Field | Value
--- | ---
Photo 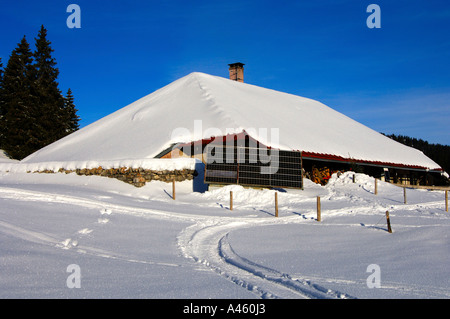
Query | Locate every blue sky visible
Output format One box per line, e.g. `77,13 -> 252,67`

1,0 -> 449,144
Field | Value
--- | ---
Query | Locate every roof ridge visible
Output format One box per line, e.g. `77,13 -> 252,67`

191,73 -> 243,135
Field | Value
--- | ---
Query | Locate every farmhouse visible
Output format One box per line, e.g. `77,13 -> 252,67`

153,63 -> 444,187
21,63 -> 446,188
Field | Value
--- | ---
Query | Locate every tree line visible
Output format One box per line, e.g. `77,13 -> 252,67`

383,133 -> 450,174
0,25 -> 80,160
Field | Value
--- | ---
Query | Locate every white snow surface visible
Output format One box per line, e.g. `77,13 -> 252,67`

0,157 -> 197,173
0,170 -> 449,299
0,150 -> 17,163
21,72 -> 440,170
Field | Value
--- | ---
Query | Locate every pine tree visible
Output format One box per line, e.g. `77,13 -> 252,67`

1,26 -> 80,159
384,133 -> 450,175
0,36 -> 39,159
64,88 -> 80,134
33,25 -> 67,146
0,57 -> 3,86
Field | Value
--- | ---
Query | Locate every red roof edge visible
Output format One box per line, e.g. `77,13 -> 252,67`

174,133 -> 442,172
176,131 -> 270,149
302,151 -> 442,171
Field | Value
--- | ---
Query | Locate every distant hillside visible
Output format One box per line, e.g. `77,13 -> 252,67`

383,134 -> 450,174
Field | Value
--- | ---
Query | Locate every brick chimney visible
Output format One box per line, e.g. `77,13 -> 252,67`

228,62 -> 245,83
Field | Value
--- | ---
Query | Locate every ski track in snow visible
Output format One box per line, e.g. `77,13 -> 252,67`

0,185 -> 447,299
177,220 -> 355,299
0,186 -> 187,268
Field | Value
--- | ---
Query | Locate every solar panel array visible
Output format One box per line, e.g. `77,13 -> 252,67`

204,145 -> 303,189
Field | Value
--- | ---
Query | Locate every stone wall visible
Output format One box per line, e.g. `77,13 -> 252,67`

33,167 -> 196,187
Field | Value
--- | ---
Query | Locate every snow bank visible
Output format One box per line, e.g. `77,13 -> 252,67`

326,171 -> 373,187
0,150 -> 18,163
0,158 -> 197,173
200,184 -> 277,207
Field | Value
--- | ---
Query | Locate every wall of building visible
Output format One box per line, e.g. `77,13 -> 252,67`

32,167 -> 196,187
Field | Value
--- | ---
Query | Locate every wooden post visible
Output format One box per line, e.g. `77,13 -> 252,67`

172,179 -> 176,200
353,174 -> 355,183
445,190 -> 448,212
403,187 -> 407,204
386,210 -> 392,233
275,192 -> 278,217
230,191 -> 233,211
317,196 -> 321,222
374,178 -> 378,195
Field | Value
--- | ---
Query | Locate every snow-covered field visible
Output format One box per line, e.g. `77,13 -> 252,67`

0,168 -> 449,299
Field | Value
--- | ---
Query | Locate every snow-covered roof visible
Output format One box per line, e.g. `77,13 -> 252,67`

22,72 -> 441,171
